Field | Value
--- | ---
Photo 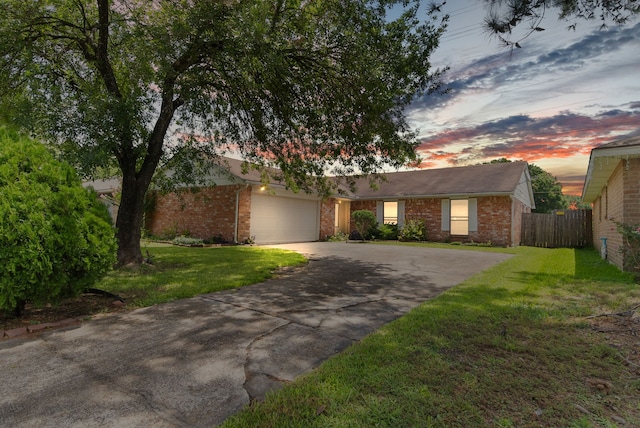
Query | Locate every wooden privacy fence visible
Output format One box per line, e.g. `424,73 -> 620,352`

521,210 -> 592,248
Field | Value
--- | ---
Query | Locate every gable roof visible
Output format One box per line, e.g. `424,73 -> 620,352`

582,135 -> 640,203
346,161 -> 531,199
217,157 -> 268,184
209,157 -> 533,204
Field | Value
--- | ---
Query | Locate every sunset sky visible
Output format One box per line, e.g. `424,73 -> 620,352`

406,1 -> 640,195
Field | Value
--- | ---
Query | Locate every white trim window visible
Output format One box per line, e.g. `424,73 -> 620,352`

376,201 -> 405,227
383,201 -> 398,224
450,199 -> 469,235
442,198 -> 477,235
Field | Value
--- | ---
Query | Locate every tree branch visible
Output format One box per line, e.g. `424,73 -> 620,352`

586,303 -> 640,319
96,0 -> 121,98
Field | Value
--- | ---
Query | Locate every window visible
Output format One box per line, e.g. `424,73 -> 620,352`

441,198 -> 477,233
450,199 -> 469,235
383,201 -> 398,224
377,201 -> 405,227
334,203 -> 340,232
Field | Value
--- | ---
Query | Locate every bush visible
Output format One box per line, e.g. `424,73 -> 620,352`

377,223 -> 399,240
172,236 -> 204,247
613,219 -> 640,275
326,232 -> 349,242
203,234 -> 231,245
399,219 -> 427,242
0,127 -> 117,316
351,210 -> 378,241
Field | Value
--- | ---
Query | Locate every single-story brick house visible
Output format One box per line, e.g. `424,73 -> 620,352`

146,158 -> 535,247
581,136 -> 640,271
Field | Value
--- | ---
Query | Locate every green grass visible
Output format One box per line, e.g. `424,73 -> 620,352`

96,244 -> 307,307
222,246 -> 640,428
371,240 -> 518,253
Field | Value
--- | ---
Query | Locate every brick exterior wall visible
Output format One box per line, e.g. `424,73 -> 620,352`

403,198 -> 447,241
624,157 -> 640,226
473,196 -> 514,246
592,162 -> 624,269
320,198 -> 336,240
592,158 -> 640,270
146,185 -> 252,242
150,186 -> 530,247
339,196 -> 518,246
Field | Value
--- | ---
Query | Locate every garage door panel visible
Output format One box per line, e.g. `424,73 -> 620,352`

250,194 -> 319,244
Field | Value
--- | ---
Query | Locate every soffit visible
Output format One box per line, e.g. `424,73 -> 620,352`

582,137 -> 640,202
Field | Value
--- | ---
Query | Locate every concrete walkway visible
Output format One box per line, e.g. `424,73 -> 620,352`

0,242 -> 510,427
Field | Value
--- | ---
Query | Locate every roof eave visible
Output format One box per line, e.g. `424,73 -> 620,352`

346,191 -> 515,201
581,145 -> 640,203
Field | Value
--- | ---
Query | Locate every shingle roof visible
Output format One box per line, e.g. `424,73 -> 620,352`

593,135 -> 640,150
219,157 -> 266,183
347,161 -> 529,199
220,156 -> 529,199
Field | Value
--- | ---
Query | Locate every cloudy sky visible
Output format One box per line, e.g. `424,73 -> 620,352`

405,1 -> 640,195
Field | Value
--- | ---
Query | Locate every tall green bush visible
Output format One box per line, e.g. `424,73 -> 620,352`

0,127 -> 117,316
352,210 -> 377,241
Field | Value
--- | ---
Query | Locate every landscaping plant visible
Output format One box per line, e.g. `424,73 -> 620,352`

377,223 -> 399,240
399,218 -> 428,241
351,210 -> 378,241
614,219 -> 640,276
0,127 -> 116,317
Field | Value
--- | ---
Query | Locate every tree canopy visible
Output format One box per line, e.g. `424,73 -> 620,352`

483,0 -> 640,48
485,158 -> 567,213
528,163 -> 567,213
0,0 -> 448,264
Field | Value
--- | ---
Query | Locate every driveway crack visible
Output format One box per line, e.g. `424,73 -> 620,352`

242,321 -> 291,402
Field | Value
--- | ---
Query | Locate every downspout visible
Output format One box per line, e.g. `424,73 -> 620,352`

234,188 -> 240,244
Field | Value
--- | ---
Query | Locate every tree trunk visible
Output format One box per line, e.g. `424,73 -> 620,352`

115,172 -> 150,265
12,299 -> 26,318
113,79 -> 179,265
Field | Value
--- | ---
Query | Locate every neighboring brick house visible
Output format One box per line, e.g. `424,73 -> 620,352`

582,136 -> 640,271
147,158 -> 535,246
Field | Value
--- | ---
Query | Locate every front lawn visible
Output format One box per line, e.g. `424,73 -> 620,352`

97,244 -> 308,307
2,245 -> 306,331
223,246 -> 640,427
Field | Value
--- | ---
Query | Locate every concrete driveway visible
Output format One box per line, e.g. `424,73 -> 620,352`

0,242 -> 510,427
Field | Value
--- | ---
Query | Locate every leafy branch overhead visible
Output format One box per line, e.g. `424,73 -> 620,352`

483,0 -> 640,49
0,1 -> 448,265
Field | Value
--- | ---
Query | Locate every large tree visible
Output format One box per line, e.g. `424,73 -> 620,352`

483,0 -> 639,48
528,163 -> 567,213
0,1 -> 448,265
485,158 -> 567,213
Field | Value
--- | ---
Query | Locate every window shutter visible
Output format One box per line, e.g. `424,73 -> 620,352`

397,201 -> 405,228
441,199 -> 450,231
469,198 -> 478,232
376,201 -> 383,224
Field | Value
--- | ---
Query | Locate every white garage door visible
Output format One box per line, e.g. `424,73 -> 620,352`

250,194 -> 320,244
